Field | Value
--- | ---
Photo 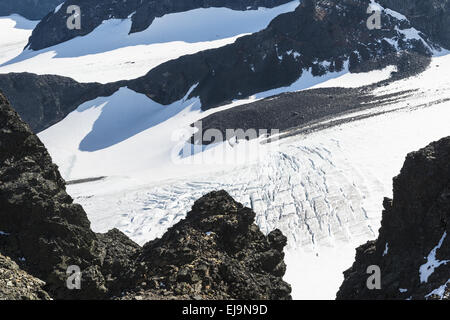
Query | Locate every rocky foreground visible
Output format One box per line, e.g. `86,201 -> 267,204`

0,92 -> 291,300
338,137 -> 450,300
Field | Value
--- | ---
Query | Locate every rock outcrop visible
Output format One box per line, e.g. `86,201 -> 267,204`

0,92 -> 291,300
3,1 -> 439,134
27,0 -> 292,51
0,0 -> 62,20
337,137 -> 450,300
127,0 -> 434,110
0,91 -> 137,299
124,190 -> 291,300
0,253 -> 51,300
0,73 -> 121,132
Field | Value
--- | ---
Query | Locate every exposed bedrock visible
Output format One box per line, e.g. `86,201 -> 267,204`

0,91 -> 291,300
337,137 -> 450,300
0,0 -> 62,20
379,0 -> 450,49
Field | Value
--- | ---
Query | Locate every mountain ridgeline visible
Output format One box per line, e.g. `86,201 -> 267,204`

26,0 -> 293,51
0,0 -> 62,20
379,0 -> 450,49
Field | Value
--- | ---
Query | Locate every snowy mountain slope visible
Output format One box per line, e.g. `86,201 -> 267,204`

38,53 -> 450,299
125,0 -> 438,110
0,2 -> 299,83
379,0 -> 450,49
0,15 -> 37,65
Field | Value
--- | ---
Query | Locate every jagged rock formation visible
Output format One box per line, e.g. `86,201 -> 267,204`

0,253 -> 51,300
337,137 -> 450,300
0,73 -> 121,132
27,0 -> 292,51
126,0 -> 435,110
0,0 -> 62,20
123,190 -> 291,300
0,92 -> 291,300
379,0 -> 450,49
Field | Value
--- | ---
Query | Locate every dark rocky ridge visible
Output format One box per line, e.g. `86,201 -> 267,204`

126,0 -> 435,110
0,92 -> 291,300
0,73 -> 121,132
0,49 -> 430,135
2,0 -> 440,134
379,0 -> 450,49
337,137 -> 450,300
190,52 -> 430,145
27,0 -> 292,51
0,0 -> 62,20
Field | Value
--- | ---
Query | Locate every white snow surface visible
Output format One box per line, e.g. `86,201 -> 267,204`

36,53 -> 450,299
0,15 -> 38,65
419,232 -> 449,283
0,1 -> 300,83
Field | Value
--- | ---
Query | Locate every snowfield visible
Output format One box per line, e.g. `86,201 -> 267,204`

1,4 -> 449,300
37,53 -> 450,299
0,1 -> 300,83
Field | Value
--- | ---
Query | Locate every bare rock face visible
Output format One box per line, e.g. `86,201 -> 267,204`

337,137 -> 450,300
379,0 -> 450,49
0,92 -> 291,300
124,191 -> 292,300
0,0 -> 62,20
0,253 -> 51,300
127,0 -> 434,110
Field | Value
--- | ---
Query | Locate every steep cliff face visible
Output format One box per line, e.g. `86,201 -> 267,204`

26,0 -> 292,51
127,0 -> 434,110
0,0 -> 62,20
337,137 -> 450,300
0,92 -> 291,300
379,0 -> 450,49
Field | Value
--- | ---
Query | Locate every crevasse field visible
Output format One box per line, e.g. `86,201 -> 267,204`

1,1 -> 449,299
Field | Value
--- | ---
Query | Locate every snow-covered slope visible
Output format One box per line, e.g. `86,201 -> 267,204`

0,2 -> 299,83
0,15 -> 37,65
38,53 -> 450,299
